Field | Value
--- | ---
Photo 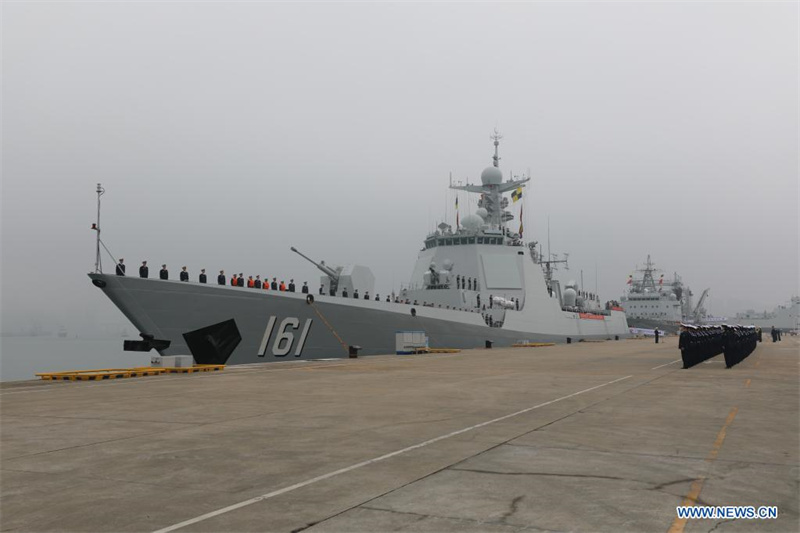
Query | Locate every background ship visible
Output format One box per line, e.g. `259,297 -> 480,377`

731,297 -> 799,331
620,255 -> 709,333
89,135 -> 629,365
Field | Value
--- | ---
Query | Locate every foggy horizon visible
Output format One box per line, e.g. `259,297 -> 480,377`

2,2 -> 798,336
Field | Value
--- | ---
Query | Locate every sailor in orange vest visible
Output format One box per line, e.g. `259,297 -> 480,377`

279,281 -> 287,291
231,274 -> 238,286
247,276 -> 255,288
263,277 -> 269,289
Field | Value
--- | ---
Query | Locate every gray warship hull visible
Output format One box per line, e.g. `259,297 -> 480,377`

89,273 -> 629,365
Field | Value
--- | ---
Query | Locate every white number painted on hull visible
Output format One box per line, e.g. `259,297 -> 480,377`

258,317 -> 313,357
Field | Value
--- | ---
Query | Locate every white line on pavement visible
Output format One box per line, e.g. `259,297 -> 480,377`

152,374 -> 634,533
651,359 -> 681,370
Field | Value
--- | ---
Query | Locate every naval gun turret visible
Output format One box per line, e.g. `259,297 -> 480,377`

291,247 -> 342,295
291,247 -> 375,297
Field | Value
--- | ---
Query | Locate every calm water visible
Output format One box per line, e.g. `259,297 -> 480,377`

0,337 -> 153,382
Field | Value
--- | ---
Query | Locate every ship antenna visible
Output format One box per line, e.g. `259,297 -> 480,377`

491,129 -> 502,167
94,183 -> 105,273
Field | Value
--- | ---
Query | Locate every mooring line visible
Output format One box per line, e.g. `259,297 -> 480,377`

309,302 -> 349,354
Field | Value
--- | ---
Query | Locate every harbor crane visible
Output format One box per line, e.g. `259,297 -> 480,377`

691,288 -> 710,324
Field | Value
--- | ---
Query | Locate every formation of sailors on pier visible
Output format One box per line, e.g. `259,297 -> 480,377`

678,323 -> 759,369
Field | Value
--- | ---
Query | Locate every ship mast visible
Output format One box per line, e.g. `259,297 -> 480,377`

449,132 -> 529,232
93,183 -> 105,273
492,129 -> 501,168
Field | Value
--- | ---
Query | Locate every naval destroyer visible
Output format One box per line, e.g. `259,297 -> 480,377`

89,135 -> 629,365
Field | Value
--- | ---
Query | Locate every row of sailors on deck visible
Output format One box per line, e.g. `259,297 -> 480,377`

454,276 -> 479,291
115,259 -> 309,293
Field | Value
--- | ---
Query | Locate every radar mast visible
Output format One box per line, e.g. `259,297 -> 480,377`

491,129 -> 502,168
449,133 -> 529,231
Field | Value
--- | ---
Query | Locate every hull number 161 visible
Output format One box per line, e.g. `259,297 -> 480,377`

258,317 -> 313,357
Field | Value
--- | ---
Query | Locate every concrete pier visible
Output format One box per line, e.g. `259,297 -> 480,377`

2,337 -> 797,532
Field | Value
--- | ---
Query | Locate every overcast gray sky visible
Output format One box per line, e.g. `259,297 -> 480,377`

2,1 -> 798,335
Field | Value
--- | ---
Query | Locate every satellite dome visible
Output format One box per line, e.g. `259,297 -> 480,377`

481,166 -> 502,185
475,207 -> 489,220
461,214 -> 483,232
563,288 -> 577,307
442,259 -> 454,271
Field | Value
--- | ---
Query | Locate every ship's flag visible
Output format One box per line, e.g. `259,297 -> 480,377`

518,203 -> 524,237
659,274 -> 664,285
511,187 -> 523,203
627,274 -> 633,285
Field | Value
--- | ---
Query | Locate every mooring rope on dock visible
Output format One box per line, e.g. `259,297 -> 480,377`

309,302 -> 350,355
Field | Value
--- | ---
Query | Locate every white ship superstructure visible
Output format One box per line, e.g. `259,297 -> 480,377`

621,256 -> 683,323
732,297 -> 799,331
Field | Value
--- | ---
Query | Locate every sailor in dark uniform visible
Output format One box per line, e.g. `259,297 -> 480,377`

116,258 -> 126,276
199,269 -> 207,284
319,284 -> 324,295
288,279 -> 296,292
364,291 -> 369,300
271,278 -> 278,290
254,275 -> 262,289
238,273 -> 245,287
654,328 -> 660,344
139,261 -> 149,278
375,293 -> 380,301
342,288 -> 348,298
159,265 -> 168,280
217,270 -> 225,285
301,282 -> 309,294
180,266 -> 189,282
353,289 -> 359,299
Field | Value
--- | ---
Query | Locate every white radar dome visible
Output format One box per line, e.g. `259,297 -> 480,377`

442,259 -> 454,271
563,288 -> 577,307
481,166 -> 503,185
475,207 -> 489,220
461,214 -> 483,232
